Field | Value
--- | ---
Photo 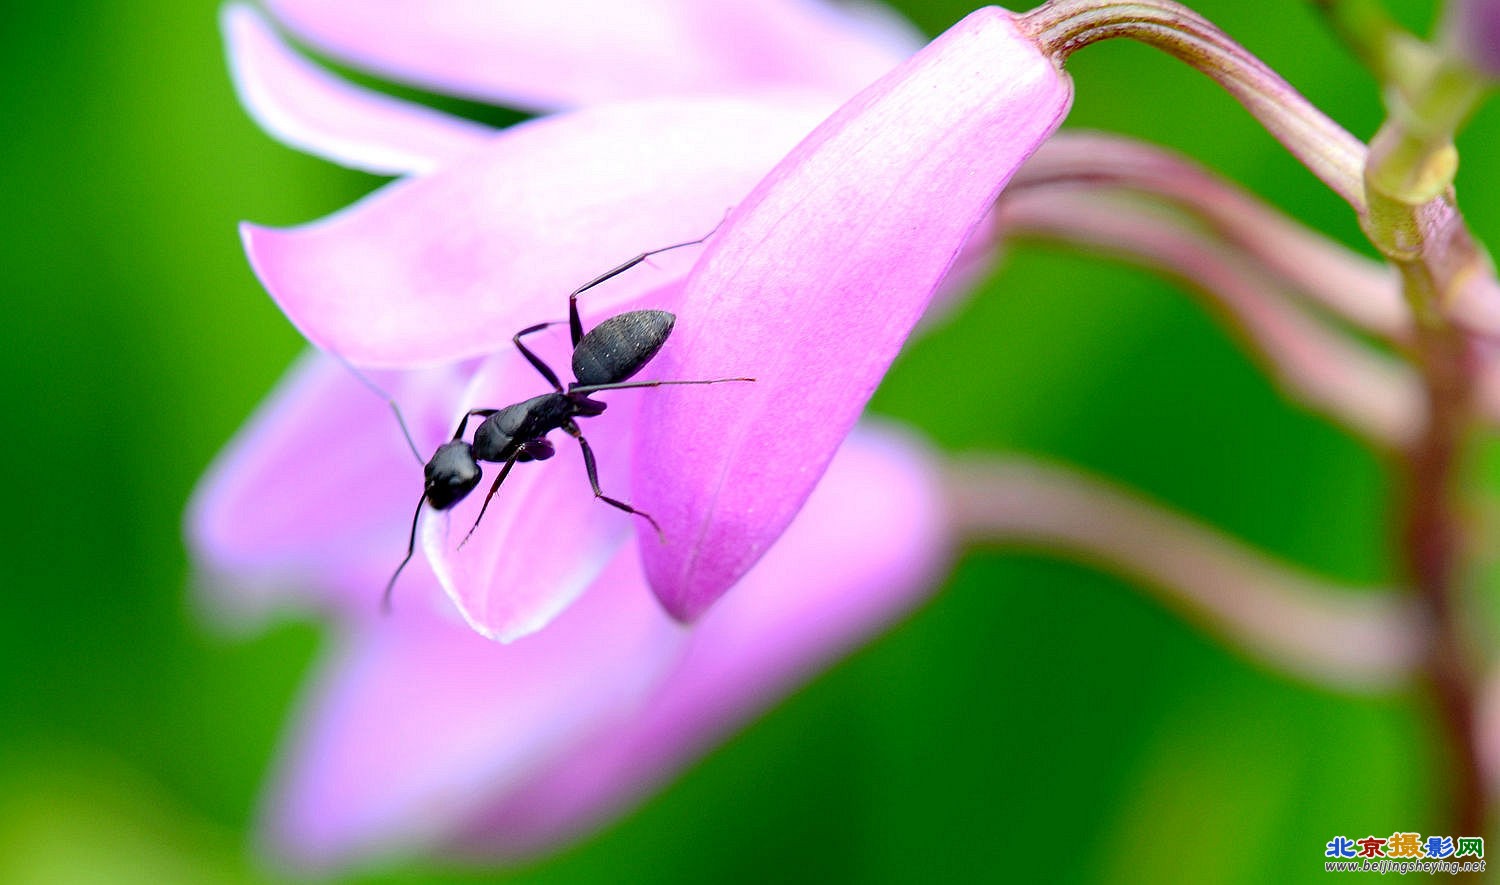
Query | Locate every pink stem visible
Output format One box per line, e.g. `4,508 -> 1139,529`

1020,0 -> 1368,208
1013,134 -> 1404,337
999,189 -> 1423,447
944,456 -> 1422,691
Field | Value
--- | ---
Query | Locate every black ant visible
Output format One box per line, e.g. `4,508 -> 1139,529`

372,230 -> 751,611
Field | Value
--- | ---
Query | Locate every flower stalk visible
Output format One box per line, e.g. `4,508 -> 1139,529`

944,455 -> 1421,691
1019,0 -> 1368,208
998,187 -> 1423,448
1402,314 -> 1486,835
1021,0 -> 1497,832
1012,134 -> 1406,337
1352,1 -> 1492,838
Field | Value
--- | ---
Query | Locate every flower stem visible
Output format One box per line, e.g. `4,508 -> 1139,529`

1403,312 -> 1486,835
1012,134 -> 1405,338
943,455 -> 1421,692
1352,3 -> 1492,836
999,187 -> 1422,447
1021,0 -> 1495,833
1019,0 -> 1368,209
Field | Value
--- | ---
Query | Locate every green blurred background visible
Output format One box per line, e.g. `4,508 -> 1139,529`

0,0 -> 1489,881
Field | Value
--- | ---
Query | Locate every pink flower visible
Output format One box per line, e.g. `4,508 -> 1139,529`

257,416 -> 949,869
192,0 -> 1071,867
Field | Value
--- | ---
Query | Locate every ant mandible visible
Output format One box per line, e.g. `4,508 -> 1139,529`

378,229 -> 751,611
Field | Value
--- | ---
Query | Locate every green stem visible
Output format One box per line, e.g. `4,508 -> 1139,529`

1309,0 -> 1426,88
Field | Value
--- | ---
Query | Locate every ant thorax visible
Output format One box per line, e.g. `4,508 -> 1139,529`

472,393 -> 570,461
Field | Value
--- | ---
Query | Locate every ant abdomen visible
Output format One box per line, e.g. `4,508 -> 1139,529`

572,309 -> 675,386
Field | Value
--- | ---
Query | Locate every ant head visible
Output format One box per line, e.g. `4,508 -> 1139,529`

424,440 -> 482,509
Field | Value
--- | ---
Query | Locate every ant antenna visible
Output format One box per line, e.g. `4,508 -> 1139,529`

383,494 -> 426,613
329,350 -> 425,465
651,210 -> 730,262
569,376 -> 754,395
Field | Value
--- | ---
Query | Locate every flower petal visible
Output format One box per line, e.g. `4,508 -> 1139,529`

222,3 -> 495,176
634,7 -> 1072,620
242,97 -> 830,368
452,422 -> 948,858
187,352 -> 468,620
262,0 -> 917,111
421,350 -> 655,642
258,551 -> 686,872
260,423 -> 944,870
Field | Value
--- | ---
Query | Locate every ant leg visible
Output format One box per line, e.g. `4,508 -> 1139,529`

382,494 -> 427,613
568,217 -> 727,346
515,437 -> 555,462
562,423 -> 664,541
513,322 -> 567,392
450,408 -> 498,441
458,457 -> 519,548
568,376 -> 754,396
